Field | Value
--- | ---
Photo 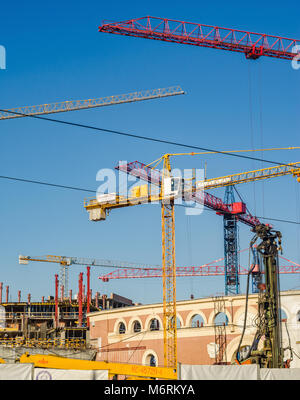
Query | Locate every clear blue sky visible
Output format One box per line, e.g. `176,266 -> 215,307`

0,0 -> 299,304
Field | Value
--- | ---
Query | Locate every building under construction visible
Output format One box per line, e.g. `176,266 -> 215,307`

0,279 -> 134,351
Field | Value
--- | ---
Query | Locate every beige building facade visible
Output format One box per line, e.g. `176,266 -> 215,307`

88,290 -> 300,368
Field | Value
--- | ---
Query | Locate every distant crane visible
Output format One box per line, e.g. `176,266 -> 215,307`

0,86 -> 185,120
98,256 -> 300,284
18,254 -> 161,297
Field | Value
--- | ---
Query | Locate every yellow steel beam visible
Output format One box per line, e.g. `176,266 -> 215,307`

84,161 -> 300,222
19,353 -> 177,379
197,162 -> 300,190
164,146 -> 300,158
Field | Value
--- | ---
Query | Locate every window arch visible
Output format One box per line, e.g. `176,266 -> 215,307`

296,310 -> 300,322
214,312 -> 228,326
145,353 -> 157,367
149,318 -> 160,331
190,314 -> 205,328
118,322 -> 126,334
133,320 -> 141,333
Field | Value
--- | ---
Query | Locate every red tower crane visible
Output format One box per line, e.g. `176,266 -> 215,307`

99,16 -> 299,61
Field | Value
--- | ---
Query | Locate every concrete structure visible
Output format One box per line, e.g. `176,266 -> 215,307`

88,290 -> 300,368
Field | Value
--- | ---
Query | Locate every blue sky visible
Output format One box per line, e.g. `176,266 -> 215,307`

0,0 -> 299,304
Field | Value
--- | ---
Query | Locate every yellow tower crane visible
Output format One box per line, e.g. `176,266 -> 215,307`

0,86 -> 185,120
84,152 -> 300,374
18,254 -> 159,298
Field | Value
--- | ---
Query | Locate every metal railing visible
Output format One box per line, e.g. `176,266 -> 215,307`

0,337 -> 86,348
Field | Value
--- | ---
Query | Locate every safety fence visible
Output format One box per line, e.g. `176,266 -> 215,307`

179,364 -> 300,380
2,312 -> 79,320
0,338 -> 86,349
0,363 -> 300,380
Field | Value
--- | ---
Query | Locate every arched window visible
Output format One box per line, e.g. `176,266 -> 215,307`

297,310 -> 300,322
176,317 -> 181,329
118,322 -> 126,334
133,320 -> 141,333
149,318 -> 160,331
190,314 -> 205,328
146,353 -> 157,367
214,312 -> 228,326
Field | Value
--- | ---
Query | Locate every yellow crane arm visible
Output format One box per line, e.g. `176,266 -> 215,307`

196,162 -> 300,190
19,353 -> 177,380
84,162 -> 300,221
18,255 -> 71,265
0,86 -> 185,120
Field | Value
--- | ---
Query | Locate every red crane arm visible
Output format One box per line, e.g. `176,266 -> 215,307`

99,264 -> 300,281
115,161 -> 260,227
99,16 -> 300,60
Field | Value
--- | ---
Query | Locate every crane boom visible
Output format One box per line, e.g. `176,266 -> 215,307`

0,86 -> 185,120
99,16 -> 300,61
115,160 -> 260,225
18,254 -> 161,270
197,162 -> 300,190
18,254 -> 161,300
98,263 -> 300,281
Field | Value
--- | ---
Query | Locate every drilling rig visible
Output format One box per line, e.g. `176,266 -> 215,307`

235,224 -> 292,368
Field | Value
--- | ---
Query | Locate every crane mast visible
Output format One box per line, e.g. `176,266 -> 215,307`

161,155 -> 177,369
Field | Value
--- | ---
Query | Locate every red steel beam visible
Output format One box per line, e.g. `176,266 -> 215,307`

55,274 -> 59,328
99,16 -> 299,61
86,266 -> 91,328
99,264 -> 300,281
78,272 -> 83,327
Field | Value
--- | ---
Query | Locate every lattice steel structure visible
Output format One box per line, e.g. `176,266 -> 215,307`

0,86 -> 185,120
99,16 -> 300,61
213,296 -> 227,365
223,186 -> 239,295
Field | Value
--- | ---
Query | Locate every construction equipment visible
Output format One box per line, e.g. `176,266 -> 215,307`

234,224 -> 292,368
99,16 -> 300,61
0,86 -> 185,120
19,352 -> 177,380
18,254 -> 161,298
85,153 -> 300,372
116,157 -> 300,294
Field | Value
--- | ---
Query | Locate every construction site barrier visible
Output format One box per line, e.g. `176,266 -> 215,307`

179,364 -> 300,380
0,364 -> 108,380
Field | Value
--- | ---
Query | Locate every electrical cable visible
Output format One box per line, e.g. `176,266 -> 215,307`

1,107 -> 300,169
236,246 -> 255,363
0,175 -> 95,193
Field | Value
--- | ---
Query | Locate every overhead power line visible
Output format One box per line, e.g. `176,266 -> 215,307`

0,175 -> 95,193
1,108 -> 300,169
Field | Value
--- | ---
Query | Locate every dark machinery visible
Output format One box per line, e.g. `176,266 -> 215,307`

235,224 -> 291,368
